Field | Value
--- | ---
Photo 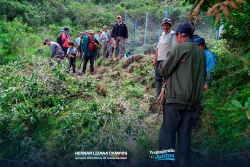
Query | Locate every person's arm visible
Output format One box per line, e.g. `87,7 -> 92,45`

80,37 -> 84,52
95,38 -> 101,48
158,47 -> 180,78
152,49 -> 158,67
61,33 -> 66,44
50,44 -> 56,58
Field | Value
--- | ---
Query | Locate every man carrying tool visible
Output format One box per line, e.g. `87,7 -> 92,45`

152,18 -> 175,98
158,22 -> 206,167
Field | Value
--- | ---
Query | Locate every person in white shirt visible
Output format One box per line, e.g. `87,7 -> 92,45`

100,25 -> 112,58
152,18 -> 176,97
75,32 -> 84,59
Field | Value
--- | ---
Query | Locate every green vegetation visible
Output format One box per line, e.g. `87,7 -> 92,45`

0,0 -> 249,167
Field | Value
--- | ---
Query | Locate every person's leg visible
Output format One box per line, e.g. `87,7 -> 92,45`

90,51 -> 95,73
114,37 -> 120,57
155,61 -> 163,97
102,42 -> 107,58
159,103 -> 181,166
119,37 -> 125,57
82,57 -> 89,73
72,59 -> 76,73
177,105 -> 196,167
107,42 -> 112,58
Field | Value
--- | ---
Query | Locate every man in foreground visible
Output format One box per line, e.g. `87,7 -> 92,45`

158,22 -> 206,167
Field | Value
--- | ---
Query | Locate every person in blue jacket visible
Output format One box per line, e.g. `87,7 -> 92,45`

194,37 -> 217,90
80,30 -> 101,74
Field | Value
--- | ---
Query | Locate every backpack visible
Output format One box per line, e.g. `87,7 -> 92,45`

56,33 -> 63,46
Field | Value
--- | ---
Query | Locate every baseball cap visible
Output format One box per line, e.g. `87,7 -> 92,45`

80,32 -> 84,35
43,38 -> 50,45
162,18 -> 172,25
60,27 -> 64,32
194,38 -> 205,45
175,22 -> 194,36
64,27 -> 69,31
103,25 -> 108,29
117,15 -> 122,19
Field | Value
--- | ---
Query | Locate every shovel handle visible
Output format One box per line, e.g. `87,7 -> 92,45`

154,82 -> 167,126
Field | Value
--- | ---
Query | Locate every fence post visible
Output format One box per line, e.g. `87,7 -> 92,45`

124,14 -> 128,24
143,13 -> 148,54
132,19 -> 137,55
166,8 -> 169,18
215,29 -> 219,46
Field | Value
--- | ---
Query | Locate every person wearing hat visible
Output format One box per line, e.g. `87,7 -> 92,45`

43,38 -> 65,63
61,27 -> 71,54
158,22 -> 206,167
85,30 -> 90,36
100,25 -> 112,58
75,32 -> 84,59
111,15 -> 128,58
194,37 -> 217,90
152,18 -> 176,98
80,30 -> 101,74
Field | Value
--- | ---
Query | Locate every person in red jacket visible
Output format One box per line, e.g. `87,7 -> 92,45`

61,27 -> 71,54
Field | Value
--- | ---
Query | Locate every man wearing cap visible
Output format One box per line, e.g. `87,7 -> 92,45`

111,15 -> 128,58
158,22 -> 206,167
75,32 -> 84,59
80,30 -> 101,74
43,38 -> 65,63
194,37 -> 217,90
152,18 -> 176,98
61,27 -> 71,54
101,25 -> 112,58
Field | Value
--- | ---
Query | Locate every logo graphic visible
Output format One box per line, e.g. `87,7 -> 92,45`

148,149 -> 175,161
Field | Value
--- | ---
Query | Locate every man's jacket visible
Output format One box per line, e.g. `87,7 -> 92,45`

111,23 -> 128,39
80,36 -> 100,58
159,40 -> 206,106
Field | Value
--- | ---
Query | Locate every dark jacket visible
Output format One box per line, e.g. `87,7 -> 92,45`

158,40 -> 206,106
111,22 -> 128,39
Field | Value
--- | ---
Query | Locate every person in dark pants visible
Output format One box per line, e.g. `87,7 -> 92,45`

152,18 -> 175,98
111,15 -> 128,58
67,41 -> 77,73
158,22 -> 206,167
80,30 -> 100,74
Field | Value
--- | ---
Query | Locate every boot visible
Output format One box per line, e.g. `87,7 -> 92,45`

154,82 -> 162,98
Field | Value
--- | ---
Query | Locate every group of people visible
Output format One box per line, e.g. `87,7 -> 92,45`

43,15 -> 217,167
153,18 -> 216,167
43,15 -> 128,74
